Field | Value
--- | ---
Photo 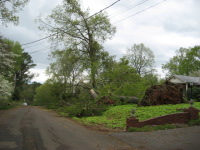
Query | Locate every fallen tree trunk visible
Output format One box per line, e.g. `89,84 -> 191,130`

89,89 -> 98,99
117,96 -> 139,104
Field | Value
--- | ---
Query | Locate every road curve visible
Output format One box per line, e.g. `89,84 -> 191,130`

0,106 -> 134,150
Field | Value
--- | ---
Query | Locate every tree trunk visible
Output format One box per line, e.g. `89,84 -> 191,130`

89,89 -> 98,99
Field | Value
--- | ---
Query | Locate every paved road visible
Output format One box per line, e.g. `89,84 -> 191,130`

0,106 -> 133,150
1,106 -> 200,150
111,126 -> 200,150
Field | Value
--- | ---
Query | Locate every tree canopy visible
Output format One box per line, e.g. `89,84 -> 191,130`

124,43 -> 155,75
162,46 -> 200,76
38,0 -> 116,88
0,37 -> 36,101
0,0 -> 29,26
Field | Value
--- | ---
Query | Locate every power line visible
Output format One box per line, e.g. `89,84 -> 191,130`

87,0 -> 121,19
22,39 -> 49,49
20,0 -> 121,46
113,0 -> 167,24
29,44 -> 59,54
109,0 -> 150,18
21,33 -> 57,46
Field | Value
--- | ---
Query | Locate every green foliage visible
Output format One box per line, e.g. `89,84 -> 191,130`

162,46 -> 200,76
75,102 -> 200,129
187,118 -> 200,126
0,37 -> 36,101
124,43 -> 155,75
0,99 -> 23,110
34,81 -> 60,107
76,105 -> 136,128
187,87 -> 200,101
98,58 -> 142,98
12,52 -> 36,101
0,0 -> 29,26
0,100 -> 11,110
0,36 -> 18,78
98,58 -> 158,100
0,75 -> 14,101
128,124 -> 177,132
58,102 -> 107,117
38,0 -> 116,88
21,82 -> 41,105
65,90 -> 108,117
47,48 -> 84,100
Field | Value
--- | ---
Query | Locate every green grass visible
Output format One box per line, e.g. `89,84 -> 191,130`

74,102 -> 200,129
187,118 -> 200,126
128,124 -> 177,132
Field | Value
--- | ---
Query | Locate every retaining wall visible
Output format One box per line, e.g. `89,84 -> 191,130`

126,106 -> 199,130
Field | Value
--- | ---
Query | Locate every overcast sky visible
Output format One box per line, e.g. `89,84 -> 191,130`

1,0 -> 200,83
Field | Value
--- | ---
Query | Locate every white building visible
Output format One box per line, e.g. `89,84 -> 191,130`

169,75 -> 200,92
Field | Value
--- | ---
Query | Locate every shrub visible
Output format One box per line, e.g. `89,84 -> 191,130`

187,87 -> 200,101
0,100 -> 22,110
0,100 -> 11,110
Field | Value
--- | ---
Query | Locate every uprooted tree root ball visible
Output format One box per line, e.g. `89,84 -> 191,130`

140,81 -> 185,106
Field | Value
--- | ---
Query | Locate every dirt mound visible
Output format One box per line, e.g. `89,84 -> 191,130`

140,81 -> 184,106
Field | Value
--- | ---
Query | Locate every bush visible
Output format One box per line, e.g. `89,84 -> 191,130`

187,87 -> 200,101
0,100 -> 22,110
58,102 -> 107,117
56,89 -> 108,117
0,100 -> 11,109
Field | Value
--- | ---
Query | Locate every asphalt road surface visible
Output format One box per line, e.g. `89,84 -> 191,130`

0,106 -> 133,150
1,106 -> 200,150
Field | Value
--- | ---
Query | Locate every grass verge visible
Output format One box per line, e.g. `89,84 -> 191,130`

128,124 -> 177,132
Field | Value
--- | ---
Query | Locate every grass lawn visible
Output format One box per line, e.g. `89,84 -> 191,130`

73,102 -> 200,129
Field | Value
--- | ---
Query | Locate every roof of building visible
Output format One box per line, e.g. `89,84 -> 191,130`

172,75 -> 200,85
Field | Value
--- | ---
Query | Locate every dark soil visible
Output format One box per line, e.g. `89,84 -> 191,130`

140,81 -> 185,106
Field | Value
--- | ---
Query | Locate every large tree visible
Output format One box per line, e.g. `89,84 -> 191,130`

162,46 -> 200,76
0,36 -> 18,100
38,0 -> 116,88
0,0 -> 29,26
124,43 -> 155,75
0,36 -> 18,78
13,52 -> 36,100
0,37 -> 36,100
47,48 -> 84,101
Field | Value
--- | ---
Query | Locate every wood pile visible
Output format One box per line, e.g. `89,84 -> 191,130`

139,81 -> 184,106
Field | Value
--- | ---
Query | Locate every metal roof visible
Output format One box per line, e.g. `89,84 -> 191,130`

173,75 -> 200,85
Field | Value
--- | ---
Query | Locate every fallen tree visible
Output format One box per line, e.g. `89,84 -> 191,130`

139,81 -> 184,106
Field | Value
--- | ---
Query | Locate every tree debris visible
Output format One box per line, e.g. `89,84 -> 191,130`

140,81 -> 184,106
